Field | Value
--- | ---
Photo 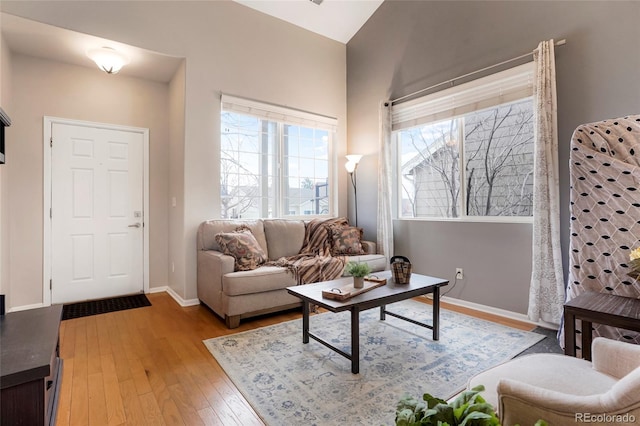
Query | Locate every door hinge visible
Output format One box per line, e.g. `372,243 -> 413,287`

50,137 -> 53,147
50,208 -> 52,218
49,279 -> 52,290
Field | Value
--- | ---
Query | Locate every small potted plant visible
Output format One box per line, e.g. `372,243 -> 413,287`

345,261 -> 371,289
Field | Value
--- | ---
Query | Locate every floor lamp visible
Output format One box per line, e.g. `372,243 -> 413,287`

345,154 -> 363,227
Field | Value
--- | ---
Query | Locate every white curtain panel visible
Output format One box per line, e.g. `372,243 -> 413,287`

377,101 -> 394,263
527,39 -> 565,324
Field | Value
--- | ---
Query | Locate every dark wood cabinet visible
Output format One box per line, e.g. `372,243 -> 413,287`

1,305 -> 63,426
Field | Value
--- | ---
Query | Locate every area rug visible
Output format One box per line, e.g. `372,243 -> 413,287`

62,293 -> 151,320
203,299 -> 544,426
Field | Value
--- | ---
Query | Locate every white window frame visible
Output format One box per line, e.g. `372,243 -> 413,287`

221,94 -> 338,219
392,63 -> 535,223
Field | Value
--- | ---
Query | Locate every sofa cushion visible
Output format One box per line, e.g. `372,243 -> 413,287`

223,266 -> 298,296
329,225 -> 365,256
198,219 -> 268,257
215,228 -> 267,271
343,254 -> 387,274
263,219 -> 305,260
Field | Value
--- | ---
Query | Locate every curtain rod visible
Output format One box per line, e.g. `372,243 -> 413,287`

390,39 -> 566,106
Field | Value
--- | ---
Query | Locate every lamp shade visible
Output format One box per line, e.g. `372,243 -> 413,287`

345,161 -> 356,173
87,47 -> 129,74
346,154 -> 363,165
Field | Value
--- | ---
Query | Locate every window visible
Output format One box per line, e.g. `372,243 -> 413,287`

394,63 -> 534,221
221,95 -> 337,219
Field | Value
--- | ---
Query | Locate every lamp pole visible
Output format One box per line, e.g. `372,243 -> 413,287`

345,155 -> 363,227
349,170 -> 358,226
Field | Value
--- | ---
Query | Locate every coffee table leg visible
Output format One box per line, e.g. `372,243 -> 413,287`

302,301 -> 310,344
433,286 -> 440,341
351,307 -> 360,374
380,305 -> 386,320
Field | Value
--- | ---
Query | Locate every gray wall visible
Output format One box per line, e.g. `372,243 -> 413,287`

0,30 -> 13,301
1,1 -> 347,307
347,1 -> 640,314
7,54 -> 171,307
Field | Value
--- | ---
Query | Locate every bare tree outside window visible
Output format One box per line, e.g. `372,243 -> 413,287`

464,100 -> 534,217
221,111 -> 332,218
401,119 -> 460,217
399,98 -> 534,219
221,112 -> 264,219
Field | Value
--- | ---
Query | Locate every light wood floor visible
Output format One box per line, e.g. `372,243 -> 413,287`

55,292 -> 534,425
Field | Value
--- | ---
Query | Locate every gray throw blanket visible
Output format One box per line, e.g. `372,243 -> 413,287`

267,217 -> 348,285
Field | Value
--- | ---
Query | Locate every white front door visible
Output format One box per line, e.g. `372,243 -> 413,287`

51,122 -> 144,303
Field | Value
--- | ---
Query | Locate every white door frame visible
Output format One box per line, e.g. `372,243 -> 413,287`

43,116 -> 150,306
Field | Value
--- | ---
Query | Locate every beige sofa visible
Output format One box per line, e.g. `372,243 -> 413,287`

197,218 -> 386,328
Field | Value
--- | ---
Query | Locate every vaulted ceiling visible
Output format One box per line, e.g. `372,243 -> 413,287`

233,0 -> 384,43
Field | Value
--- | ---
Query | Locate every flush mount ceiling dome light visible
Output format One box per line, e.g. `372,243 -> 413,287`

87,47 -> 129,74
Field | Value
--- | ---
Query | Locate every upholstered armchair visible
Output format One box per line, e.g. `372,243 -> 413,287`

468,337 -> 640,426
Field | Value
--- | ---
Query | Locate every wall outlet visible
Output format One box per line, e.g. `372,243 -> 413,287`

455,268 -> 464,280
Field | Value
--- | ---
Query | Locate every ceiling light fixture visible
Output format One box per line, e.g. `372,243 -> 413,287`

87,47 -> 129,74
309,0 -> 323,5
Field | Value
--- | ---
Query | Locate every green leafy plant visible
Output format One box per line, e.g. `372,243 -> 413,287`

345,261 -> 371,278
396,385 -> 499,426
395,385 -> 548,426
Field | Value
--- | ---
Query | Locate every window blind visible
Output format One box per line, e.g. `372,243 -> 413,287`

391,62 -> 534,131
221,94 -> 338,132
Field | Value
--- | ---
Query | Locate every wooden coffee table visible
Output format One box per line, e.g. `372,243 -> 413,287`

286,270 -> 448,374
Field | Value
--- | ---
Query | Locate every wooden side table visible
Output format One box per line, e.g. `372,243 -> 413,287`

564,292 -> 640,360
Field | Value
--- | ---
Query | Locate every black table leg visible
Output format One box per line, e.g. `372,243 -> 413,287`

432,286 -> 440,341
582,320 -> 593,361
351,307 -> 360,374
380,305 -> 386,320
564,309 -> 576,357
302,301 -> 310,344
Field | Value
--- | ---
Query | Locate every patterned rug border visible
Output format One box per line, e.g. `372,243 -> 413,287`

204,299 -> 545,426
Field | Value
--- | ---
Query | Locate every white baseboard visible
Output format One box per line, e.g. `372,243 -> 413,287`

164,286 -> 200,307
7,302 -> 46,313
8,288 -> 200,313
434,295 -> 559,330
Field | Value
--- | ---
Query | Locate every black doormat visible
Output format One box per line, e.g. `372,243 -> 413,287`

62,293 -> 151,320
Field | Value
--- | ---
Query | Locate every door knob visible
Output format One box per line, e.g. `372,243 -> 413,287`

128,223 -> 141,228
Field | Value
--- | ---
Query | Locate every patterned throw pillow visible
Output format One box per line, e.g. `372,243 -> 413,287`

329,225 -> 365,256
215,229 -> 267,271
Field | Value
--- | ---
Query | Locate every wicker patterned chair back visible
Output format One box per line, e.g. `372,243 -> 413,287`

566,115 -> 640,353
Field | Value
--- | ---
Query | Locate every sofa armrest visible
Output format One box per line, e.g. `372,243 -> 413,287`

197,250 -> 235,316
592,337 -> 640,379
361,240 -> 377,255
